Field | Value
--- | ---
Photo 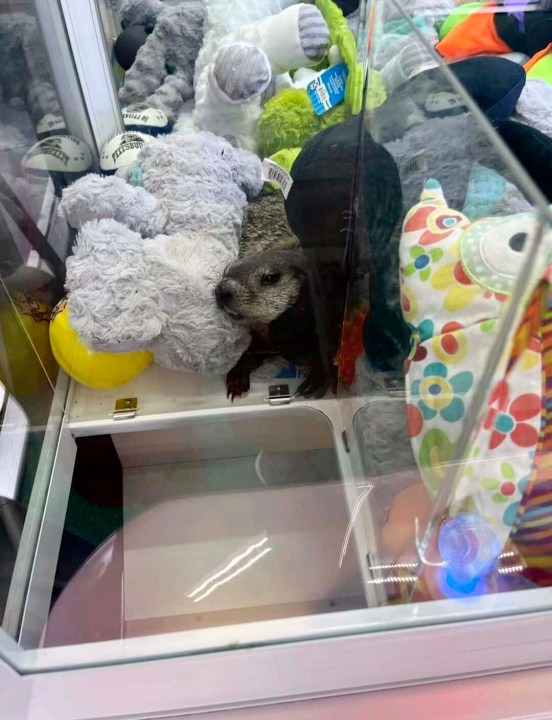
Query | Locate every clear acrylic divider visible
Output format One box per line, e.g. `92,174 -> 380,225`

341,0 -> 552,605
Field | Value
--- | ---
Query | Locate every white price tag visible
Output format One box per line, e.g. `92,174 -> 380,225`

400,150 -> 428,179
261,159 -> 294,199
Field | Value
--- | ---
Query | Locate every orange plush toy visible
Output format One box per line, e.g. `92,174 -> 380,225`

437,2 -> 511,60
437,0 -> 552,66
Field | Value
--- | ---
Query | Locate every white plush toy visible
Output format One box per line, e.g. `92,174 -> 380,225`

189,0 -> 331,151
59,131 -> 263,375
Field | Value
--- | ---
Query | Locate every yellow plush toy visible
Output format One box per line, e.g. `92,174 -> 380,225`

0,291 -> 58,400
50,298 -> 153,389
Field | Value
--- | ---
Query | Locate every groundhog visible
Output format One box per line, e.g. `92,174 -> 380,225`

216,193 -> 328,399
217,117 -> 408,400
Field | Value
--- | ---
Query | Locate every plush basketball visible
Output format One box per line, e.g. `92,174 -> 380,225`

122,107 -> 171,136
22,136 -> 93,175
49,298 -> 153,388
99,131 -> 152,174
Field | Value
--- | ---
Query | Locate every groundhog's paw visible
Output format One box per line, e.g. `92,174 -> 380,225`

296,368 -> 330,399
226,366 -> 251,401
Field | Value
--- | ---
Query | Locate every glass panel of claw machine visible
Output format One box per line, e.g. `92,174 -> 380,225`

33,0 -> 552,679
342,0 -> 552,607
8,0 -> 552,684
0,0 -> 95,655
32,0 -> 378,673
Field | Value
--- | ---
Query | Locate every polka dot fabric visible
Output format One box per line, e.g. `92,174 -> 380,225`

400,179 -> 542,542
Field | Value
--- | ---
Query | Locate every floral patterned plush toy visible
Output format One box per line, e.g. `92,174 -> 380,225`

400,178 -> 548,551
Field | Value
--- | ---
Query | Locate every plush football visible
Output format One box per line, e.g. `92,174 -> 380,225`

36,113 -> 68,140
122,107 -> 171,136
22,136 -> 92,174
99,131 -> 152,174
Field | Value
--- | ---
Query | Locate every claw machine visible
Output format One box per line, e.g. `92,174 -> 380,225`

1,0 -> 552,719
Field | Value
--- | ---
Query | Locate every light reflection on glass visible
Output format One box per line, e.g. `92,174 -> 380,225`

188,536 -> 272,604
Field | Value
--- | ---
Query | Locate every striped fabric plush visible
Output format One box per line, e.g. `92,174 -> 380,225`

510,282 -> 552,583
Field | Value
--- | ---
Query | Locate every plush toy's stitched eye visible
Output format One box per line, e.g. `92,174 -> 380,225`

261,273 -> 281,286
508,232 -> 527,252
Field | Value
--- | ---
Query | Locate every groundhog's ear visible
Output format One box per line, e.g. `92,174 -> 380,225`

286,250 -> 307,277
292,264 -> 307,280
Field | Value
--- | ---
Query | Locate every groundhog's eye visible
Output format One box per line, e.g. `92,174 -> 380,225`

261,273 -> 281,286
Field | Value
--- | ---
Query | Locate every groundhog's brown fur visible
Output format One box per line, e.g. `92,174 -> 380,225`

216,192 -> 327,399
217,193 -> 306,325
239,192 -> 299,257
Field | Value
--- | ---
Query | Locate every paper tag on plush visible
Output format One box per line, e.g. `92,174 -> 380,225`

306,62 -> 349,116
261,159 -> 293,199
408,60 -> 439,79
400,150 -> 428,179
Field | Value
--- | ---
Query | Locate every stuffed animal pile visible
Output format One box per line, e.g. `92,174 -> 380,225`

56,0 -> 552,402
0,13 -> 61,125
116,0 -> 362,151
351,0 -> 552,380
60,131 -> 261,374
346,0 -> 552,592
117,0 -> 205,124
57,0 -> 365,385
0,12 -> 65,222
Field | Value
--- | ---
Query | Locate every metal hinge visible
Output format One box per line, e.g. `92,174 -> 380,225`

264,384 -> 294,406
112,397 -> 138,420
341,429 -> 350,453
383,375 -> 406,397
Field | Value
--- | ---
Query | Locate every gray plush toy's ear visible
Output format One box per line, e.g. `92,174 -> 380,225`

66,218 -> 169,353
223,144 -> 264,201
119,0 -> 165,29
59,174 -> 166,237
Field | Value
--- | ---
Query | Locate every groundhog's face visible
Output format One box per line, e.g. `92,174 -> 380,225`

216,249 -> 306,324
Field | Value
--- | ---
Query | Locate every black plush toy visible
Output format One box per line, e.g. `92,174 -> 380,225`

333,0 -> 360,15
218,116 -> 406,398
114,24 -> 150,71
285,115 -> 408,383
498,119 -> 552,203
372,55 -> 527,143
494,0 -> 552,58
437,0 -> 552,62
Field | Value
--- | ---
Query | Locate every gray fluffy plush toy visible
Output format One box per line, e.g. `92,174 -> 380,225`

0,13 -> 61,124
118,0 -> 205,124
383,113 -> 532,220
59,130 -> 263,375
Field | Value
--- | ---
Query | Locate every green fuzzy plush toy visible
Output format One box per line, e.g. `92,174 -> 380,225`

260,0 -> 386,160
261,88 -> 349,158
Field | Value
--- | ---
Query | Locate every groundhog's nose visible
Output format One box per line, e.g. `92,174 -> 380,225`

215,282 -> 234,309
